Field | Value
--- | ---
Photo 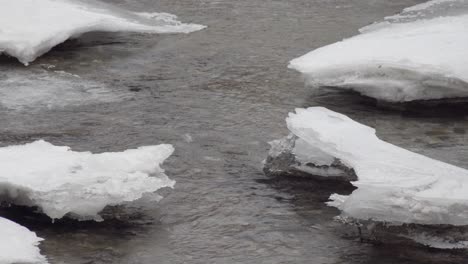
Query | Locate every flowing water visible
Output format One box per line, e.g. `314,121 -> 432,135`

4,0 -> 468,263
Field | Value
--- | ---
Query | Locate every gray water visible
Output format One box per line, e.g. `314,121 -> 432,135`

3,0 -> 468,263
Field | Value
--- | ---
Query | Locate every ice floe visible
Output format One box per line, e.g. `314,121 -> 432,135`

266,107 -> 468,247
0,0 -> 206,65
285,107 -> 468,226
0,217 -> 47,264
0,140 -> 175,221
289,0 -> 468,102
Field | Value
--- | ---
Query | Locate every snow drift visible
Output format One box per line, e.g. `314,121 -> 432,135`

289,0 -> 468,102
0,0 -> 205,65
0,217 -> 47,264
0,140 -> 175,221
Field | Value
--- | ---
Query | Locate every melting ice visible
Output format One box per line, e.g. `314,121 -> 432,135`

0,0 -> 206,65
286,107 -> 468,226
289,0 -> 468,102
266,107 -> 468,248
0,140 -> 175,221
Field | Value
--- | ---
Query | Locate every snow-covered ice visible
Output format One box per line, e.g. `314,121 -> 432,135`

264,107 -> 468,247
0,217 -> 47,264
0,0 -> 206,65
289,0 -> 468,102
0,140 -> 175,221
281,107 -> 468,226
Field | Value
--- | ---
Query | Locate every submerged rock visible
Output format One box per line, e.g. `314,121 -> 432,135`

264,134 -> 357,181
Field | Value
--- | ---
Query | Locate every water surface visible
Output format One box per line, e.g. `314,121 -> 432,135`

4,0 -> 467,263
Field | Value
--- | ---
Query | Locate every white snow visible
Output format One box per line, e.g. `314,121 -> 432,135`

0,217 -> 47,264
289,0 -> 468,102
286,107 -> 468,226
0,140 -> 175,221
0,0 -> 206,65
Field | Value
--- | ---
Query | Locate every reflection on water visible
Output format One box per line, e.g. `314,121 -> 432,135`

3,0 -> 467,263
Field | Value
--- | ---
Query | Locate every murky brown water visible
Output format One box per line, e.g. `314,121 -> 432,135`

4,0 -> 468,263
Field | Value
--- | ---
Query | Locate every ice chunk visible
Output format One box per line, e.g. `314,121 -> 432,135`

0,0 -> 206,65
289,0 -> 468,102
0,140 -> 175,221
0,217 -> 47,264
286,107 -> 468,226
